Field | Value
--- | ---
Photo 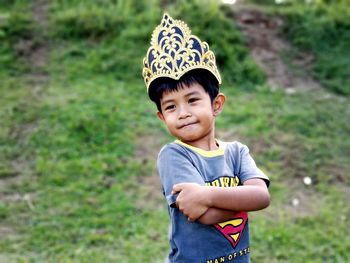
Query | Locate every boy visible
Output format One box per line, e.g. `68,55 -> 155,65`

142,13 -> 270,263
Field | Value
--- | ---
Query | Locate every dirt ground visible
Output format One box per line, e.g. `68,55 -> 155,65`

233,4 -> 322,93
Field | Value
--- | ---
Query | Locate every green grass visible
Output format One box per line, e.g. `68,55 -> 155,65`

0,1 -> 33,76
0,0 -> 349,262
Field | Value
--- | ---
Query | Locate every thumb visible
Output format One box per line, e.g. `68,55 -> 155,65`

172,183 -> 184,194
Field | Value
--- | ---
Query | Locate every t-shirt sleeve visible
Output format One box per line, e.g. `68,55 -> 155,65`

237,143 -> 270,187
157,144 -> 205,207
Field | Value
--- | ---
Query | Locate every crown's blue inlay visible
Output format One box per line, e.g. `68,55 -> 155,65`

191,38 -> 202,54
148,49 -> 155,63
177,57 -> 182,67
158,30 -> 166,44
174,27 -> 182,36
164,46 -> 169,54
174,35 -> 181,44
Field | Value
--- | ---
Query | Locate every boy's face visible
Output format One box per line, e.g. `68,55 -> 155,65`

157,82 -> 225,147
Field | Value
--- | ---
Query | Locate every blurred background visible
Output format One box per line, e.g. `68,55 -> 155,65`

0,0 -> 349,262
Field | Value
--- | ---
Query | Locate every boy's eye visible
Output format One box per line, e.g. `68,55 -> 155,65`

188,97 -> 199,103
165,105 -> 175,111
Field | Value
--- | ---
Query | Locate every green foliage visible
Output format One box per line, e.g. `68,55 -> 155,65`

248,0 -> 350,5
48,0 -> 162,83
257,0 -> 350,95
51,0 -> 160,39
0,202 -> 9,219
51,4 -> 125,38
0,12 -> 32,39
0,1 -> 33,75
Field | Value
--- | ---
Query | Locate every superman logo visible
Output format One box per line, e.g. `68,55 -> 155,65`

214,211 -> 248,248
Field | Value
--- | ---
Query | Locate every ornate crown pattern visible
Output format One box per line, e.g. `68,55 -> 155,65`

142,13 -> 221,91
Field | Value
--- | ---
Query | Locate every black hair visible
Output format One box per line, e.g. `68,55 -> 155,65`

148,69 -> 220,112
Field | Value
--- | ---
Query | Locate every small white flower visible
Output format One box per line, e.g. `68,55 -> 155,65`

222,0 -> 237,4
275,0 -> 288,4
292,198 -> 299,207
285,88 -> 296,95
303,177 -> 312,186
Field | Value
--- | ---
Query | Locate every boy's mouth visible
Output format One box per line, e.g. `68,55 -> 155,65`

178,122 -> 197,129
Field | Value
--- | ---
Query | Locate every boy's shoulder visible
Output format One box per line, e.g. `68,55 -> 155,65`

219,140 -> 250,154
158,141 -> 189,158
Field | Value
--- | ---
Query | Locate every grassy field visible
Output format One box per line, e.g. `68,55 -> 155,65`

0,0 -> 349,262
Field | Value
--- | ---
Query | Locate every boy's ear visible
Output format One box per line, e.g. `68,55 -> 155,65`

157,111 -> 165,121
213,93 -> 226,116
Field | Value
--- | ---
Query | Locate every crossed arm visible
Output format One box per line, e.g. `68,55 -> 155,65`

172,178 -> 270,225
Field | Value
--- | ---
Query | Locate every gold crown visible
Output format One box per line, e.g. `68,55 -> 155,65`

142,13 -> 221,91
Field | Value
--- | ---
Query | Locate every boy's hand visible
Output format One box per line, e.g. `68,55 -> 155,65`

172,183 -> 210,222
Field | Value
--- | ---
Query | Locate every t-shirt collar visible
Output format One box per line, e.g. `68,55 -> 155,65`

174,139 -> 226,157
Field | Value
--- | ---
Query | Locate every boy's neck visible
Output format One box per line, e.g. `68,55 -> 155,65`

181,136 -> 219,151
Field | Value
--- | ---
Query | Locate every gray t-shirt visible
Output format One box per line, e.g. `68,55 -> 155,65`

157,140 -> 269,263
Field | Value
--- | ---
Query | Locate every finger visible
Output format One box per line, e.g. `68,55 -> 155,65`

172,183 -> 184,194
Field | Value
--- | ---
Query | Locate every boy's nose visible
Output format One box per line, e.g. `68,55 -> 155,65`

178,106 -> 191,119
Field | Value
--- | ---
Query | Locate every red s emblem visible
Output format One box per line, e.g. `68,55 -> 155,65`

214,211 -> 248,248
